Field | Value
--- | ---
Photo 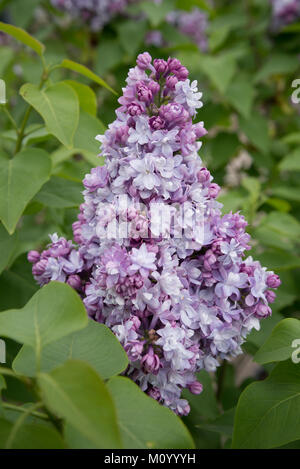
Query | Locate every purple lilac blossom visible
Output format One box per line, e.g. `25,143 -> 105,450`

166,8 -> 209,52
28,53 -> 280,416
271,0 -> 300,29
51,0 -> 139,31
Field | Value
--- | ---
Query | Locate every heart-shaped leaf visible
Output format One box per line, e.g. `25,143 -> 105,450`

38,360 -> 121,449
20,82 -> 79,149
13,319 -> 128,378
0,418 -> 65,449
0,282 -> 87,366
107,376 -> 195,449
232,361 -> 300,449
0,148 -> 51,234
254,318 -> 300,365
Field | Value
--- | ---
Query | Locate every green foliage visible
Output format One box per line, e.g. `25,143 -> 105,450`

0,149 -> 51,234
20,82 -> 80,148
13,319 -> 128,379
232,361 -> 300,449
38,360 -> 122,449
107,376 -> 195,449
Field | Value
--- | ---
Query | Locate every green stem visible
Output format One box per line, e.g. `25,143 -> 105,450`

0,366 -> 31,386
2,402 -> 49,421
1,105 -> 19,133
14,106 -> 32,154
14,71 -> 49,155
5,402 -> 43,449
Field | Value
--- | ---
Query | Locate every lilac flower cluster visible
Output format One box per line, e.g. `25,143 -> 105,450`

50,0 -> 137,31
271,0 -> 300,29
166,8 -> 209,52
28,53 -> 280,415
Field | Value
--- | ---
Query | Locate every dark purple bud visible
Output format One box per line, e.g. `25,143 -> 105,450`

197,167 -> 210,183
188,381 -> 203,395
141,347 -> 160,374
127,102 -> 143,116
165,75 -> 178,89
148,387 -> 161,401
136,82 -> 153,103
266,273 -> 281,289
255,302 -> 272,317
159,103 -> 189,124
266,290 -> 276,303
72,221 -> 82,244
194,122 -> 207,138
209,183 -> 221,198
174,66 -> 189,80
149,116 -> 165,130
32,259 -> 48,276
130,315 -> 141,331
167,57 -> 182,72
27,250 -> 40,264
136,52 -> 152,70
125,341 -> 144,361
148,80 -> 160,95
153,58 -> 168,75
67,274 -> 82,290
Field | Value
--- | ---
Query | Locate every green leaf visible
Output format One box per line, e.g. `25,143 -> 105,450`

0,376 -> 6,415
0,47 -> 14,76
73,111 -> 106,166
200,54 -> 237,94
254,249 -> 300,271
20,82 -> 79,149
197,408 -> 236,437
63,80 -> 97,116
226,78 -> 255,118
254,318 -> 300,365
0,224 -> 18,275
271,186 -> 300,202
279,148 -> 300,171
239,113 -> 270,154
35,176 -> 83,208
107,376 -> 194,449
95,39 -> 124,76
0,148 -> 51,234
0,282 -> 87,362
255,54 -> 299,82
258,211 -> 300,240
13,319 -> 128,378
0,418 -> 65,449
138,0 -> 174,26
59,59 -> 117,95
210,132 -> 240,169
38,360 -> 121,449
182,370 -> 219,421
232,361 -> 300,449
246,311 -> 284,353
0,21 -> 45,57
117,20 -> 148,56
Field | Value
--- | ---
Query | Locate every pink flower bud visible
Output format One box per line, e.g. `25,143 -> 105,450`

27,250 -> 40,264
136,52 -> 152,70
